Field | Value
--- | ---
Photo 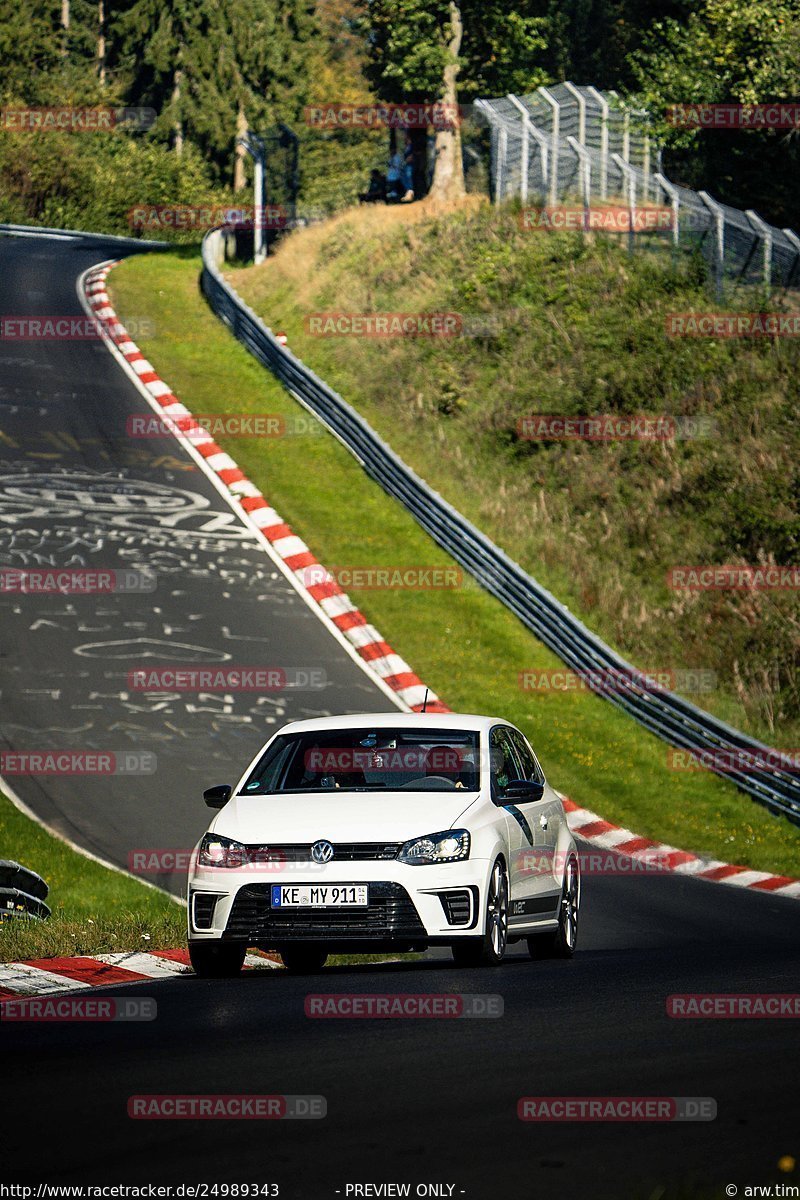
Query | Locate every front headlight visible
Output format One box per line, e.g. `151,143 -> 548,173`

198,832 -> 247,868
397,829 -> 470,865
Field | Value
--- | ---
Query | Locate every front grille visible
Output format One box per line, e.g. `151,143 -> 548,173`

244,842 -> 402,863
224,881 -> 426,941
438,889 -> 473,926
191,892 -> 220,931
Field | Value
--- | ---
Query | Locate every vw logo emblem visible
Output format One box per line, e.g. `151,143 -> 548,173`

311,839 -> 334,864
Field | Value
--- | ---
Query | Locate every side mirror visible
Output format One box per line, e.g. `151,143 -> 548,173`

204,784 -> 232,809
502,779 -> 545,802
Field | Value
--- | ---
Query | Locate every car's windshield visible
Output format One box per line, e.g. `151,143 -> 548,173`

242,727 -> 481,794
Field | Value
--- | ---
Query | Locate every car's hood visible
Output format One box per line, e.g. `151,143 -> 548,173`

212,790 -> 480,844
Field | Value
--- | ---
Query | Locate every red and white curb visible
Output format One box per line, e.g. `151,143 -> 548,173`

563,798 -> 800,898
82,262 -> 447,715
0,950 -> 280,1001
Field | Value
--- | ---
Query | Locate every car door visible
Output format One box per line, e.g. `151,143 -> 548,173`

504,726 -> 561,913
489,726 -> 536,908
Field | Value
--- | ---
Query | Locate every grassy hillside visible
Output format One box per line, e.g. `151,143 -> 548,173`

110,249 -> 800,876
0,790 -> 183,962
229,202 -> 800,750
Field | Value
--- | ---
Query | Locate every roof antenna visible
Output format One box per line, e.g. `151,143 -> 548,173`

421,688 -> 429,713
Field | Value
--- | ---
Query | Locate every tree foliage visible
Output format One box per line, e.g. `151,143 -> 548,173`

0,0 -> 797,227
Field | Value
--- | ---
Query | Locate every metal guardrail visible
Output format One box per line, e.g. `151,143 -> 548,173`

201,228 -> 800,826
0,860 -> 51,920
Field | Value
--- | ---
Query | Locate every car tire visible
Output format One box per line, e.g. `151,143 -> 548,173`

279,944 -> 329,974
527,855 -> 579,960
189,941 -> 246,978
451,858 -> 508,968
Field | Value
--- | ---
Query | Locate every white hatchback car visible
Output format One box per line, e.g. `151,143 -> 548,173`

187,713 -> 580,975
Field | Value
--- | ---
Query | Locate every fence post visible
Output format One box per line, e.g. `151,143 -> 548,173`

563,81 -> 586,146
586,86 -> 609,201
506,93 -> 537,204
538,86 -> 560,206
507,94 -> 550,204
497,127 -> 508,205
745,210 -> 772,293
642,133 -> 650,203
507,96 -> 529,202
526,123 -> 550,198
612,153 -> 636,254
567,136 -> 591,225
699,191 -> 725,297
655,172 -> 680,248
473,100 -> 501,206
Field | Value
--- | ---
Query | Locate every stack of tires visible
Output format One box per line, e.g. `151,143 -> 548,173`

0,860 -> 51,921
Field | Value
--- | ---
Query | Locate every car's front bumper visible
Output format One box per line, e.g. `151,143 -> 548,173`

188,858 -> 491,949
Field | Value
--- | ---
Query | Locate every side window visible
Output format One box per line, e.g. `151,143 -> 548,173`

489,727 -> 524,800
508,729 -> 545,785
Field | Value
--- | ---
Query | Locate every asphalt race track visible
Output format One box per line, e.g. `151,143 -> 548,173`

2,232 -> 799,1200
0,231 -> 395,892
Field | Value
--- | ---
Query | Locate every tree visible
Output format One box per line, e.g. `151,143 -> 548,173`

0,0 -> 106,103
113,0 -> 315,184
360,0 -> 549,200
522,0 -> 694,92
629,0 -> 800,225
630,0 -> 800,129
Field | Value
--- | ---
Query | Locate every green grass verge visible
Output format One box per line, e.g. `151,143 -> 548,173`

0,790 -> 183,963
109,249 -> 800,878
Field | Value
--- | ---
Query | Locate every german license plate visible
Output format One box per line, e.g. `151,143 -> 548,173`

271,884 -> 368,908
